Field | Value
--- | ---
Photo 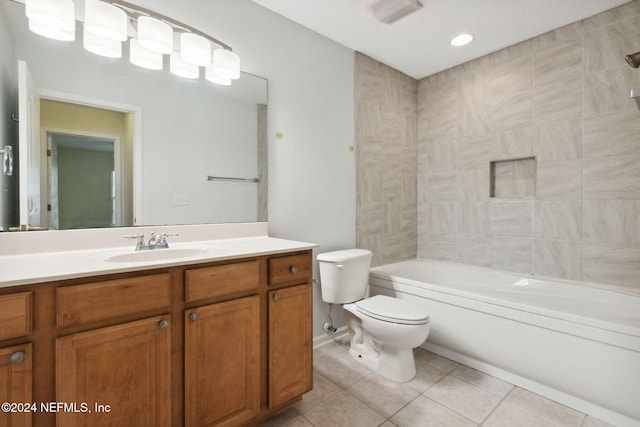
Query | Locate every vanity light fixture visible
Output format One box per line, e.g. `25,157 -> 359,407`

211,48 -> 241,80
368,0 -> 423,24
83,0 -> 127,41
170,52 -> 199,79
137,16 -> 173,54
25,0 -> 75,41
180,33 -> 211,67
83,26 -> 122,58
129,38 -> 163,70
205,64 -> 231,86
450,33 -> 474,47
16,0 -> 241,85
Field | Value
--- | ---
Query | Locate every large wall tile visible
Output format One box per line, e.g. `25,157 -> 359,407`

491,237 -> 533,274
425,140 -> 457,172
584,67 -> 640,117
458,169 -> 490,201
583,243 -> 640,287
530,22 -> 582,50
534,201 -> 582,240
536,160 -> 582,200
458,202 -> 490,235
583,109 -> 640,158
533,40 -> 582,86
458,234 -> 492,267
533,76 -> 582,123
533,119 -> 582,162
429,201 -> 458,234
583,200 -> 637,244
458,134 -> 493,170
491,128 -> 534,161
533,239 -> 582,280
583,153 -> 640,199
583,14 -> 640,73
490,200 -> 533,237
418,233 -> 457,261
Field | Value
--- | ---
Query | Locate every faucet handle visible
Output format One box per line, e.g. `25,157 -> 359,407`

159,232 -> 179,244
124,234 -> 144,244
124,234 -> 145,248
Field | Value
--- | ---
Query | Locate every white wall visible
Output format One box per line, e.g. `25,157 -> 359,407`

132,0 -> 357,335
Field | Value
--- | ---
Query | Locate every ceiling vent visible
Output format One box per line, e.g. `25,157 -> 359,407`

368,0 -> 423,24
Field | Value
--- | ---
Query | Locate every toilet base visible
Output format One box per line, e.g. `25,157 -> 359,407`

348,342 -> 416,382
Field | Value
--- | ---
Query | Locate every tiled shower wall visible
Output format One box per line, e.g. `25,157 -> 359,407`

355,53 -> 418,267
417,1 -> 640,288
355,1 -> 640,288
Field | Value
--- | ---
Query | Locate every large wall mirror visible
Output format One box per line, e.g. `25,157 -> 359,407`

0,0 -> 267,231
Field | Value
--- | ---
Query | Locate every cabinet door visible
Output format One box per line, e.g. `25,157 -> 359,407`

0,344 -> 32,427
269,284 -> 312,407
185,296 -> 260,427
56,316 -> 171,427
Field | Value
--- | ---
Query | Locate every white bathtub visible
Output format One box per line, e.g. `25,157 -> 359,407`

368,259 -> 640,427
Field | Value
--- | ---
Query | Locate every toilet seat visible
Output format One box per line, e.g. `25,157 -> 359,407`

355,295 -> 429,325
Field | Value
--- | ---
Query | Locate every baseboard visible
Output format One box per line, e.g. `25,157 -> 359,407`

313,326 -> 349,349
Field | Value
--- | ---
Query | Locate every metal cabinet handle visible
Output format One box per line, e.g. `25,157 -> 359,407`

190,313 -> 199,321
273,293 -> 280,302
159,319 -> 170,329
10,351 -> 26,364
290,266 -> 298,274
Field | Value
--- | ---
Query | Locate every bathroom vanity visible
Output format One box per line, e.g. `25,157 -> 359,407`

0,228 -> 314,427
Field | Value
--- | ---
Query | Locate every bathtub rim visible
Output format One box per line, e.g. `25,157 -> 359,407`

369,258 -> 640,342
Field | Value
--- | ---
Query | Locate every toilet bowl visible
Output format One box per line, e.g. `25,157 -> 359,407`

343,295 -> 430,382
317,249 -> 431,382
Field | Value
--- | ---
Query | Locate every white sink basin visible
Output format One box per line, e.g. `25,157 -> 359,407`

105,248 -> 212,263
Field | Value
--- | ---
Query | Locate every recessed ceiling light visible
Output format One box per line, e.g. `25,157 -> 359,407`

451,33 -> 474,47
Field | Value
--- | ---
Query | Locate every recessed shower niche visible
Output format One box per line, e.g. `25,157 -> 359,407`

490,157 -> 536,198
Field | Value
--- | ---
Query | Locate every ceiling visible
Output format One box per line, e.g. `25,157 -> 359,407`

251,0 -> 632,79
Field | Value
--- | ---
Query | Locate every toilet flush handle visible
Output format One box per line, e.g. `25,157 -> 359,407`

335,264 -> 344,268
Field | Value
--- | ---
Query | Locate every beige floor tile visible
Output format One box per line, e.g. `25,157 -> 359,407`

294,371 -> 341,413
303,390 -> 386,427
506,387 -> 585,426
313,346 -> 371,389
583,415 -> 617,427
484,399 -> 554,427
391,395 -> 477,427
284,416 -> 315,427
406,358 -> 448,393
451,365 -> 514,397
415,348 -> 460,373
380,421 -> 399,427
424,375 -> 501,423
256,407 -> 301,427
347,373 -> 420,417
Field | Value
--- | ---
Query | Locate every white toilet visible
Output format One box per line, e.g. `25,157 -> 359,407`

317,249 -> 430,382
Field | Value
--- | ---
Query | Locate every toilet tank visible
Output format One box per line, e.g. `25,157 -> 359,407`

317,249 -> 372,304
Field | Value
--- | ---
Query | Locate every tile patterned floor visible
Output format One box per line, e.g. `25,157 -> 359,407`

258,337 -> 616,427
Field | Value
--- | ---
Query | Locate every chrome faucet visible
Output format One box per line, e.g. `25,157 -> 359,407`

124,232 -> 179,251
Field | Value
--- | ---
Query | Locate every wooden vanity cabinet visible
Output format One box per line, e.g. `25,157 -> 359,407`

0,343 -> 33,427
0,249 -> 313,427
0,292 -> 33,427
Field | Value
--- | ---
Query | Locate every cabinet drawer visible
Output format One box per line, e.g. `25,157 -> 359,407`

0,292 -> 32,340
185,260 -> 259,303
57,273 -> 171,328
269,253 -> 311,287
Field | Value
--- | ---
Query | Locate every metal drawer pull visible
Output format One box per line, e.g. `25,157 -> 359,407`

290,266 -> 298,274
190,313 -> 199,321
10,351 -> 26,364
273,294 -> 280,302
159,319 -> 170,329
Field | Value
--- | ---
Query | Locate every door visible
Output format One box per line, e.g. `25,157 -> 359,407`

185,296 -> 260,427
0,343 -> 32,427
17,60 -> 42,230
56,316 -> 171,427
268,284 -> 312,407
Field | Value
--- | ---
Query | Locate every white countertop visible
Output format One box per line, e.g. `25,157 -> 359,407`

0,235 -> 317,288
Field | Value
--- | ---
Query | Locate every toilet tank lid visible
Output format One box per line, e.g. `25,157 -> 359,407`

317,249 -> 372,262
